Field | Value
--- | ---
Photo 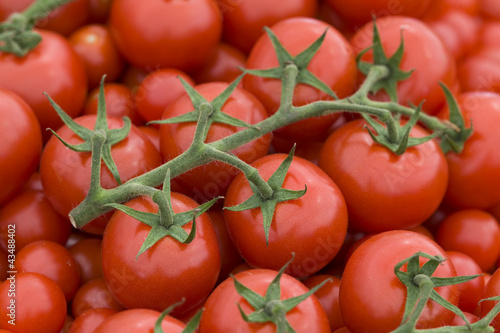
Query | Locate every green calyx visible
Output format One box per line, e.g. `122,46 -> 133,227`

357,18 -> 413,103
224,146 -> 306,245
0,0 -> 73,57
243,26 -> 338,100
105,169 -> 220,259
149,74 -> 252,143
232,254 -> 330,333
46,76 -> 130,185
154,298 -> 202,333
361,103 -> 439,155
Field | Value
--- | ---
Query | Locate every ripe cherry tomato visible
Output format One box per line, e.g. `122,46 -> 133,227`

303,275 -> 344,331
16,240 -> 81,302
0,89 -> 42,206
216,0 -> 318,54
68,308 -> 117,333
339,230 -> 459,332
159,82 -> 272,202
243,17 -> 357,142
108,0 -> 222,71
224,154 -> 348,278
0,190 -> 71,252
193,43 -> 247,84
318,118 -> 448,233
67,238 -> 103,284
0,29 -> 87,142
458,50 -> 500,93
324,0 -> 431,30
69,24 -> 125,88
39,115 -> 162,234
199,268 -> 331,332
72,278 -> 125,318
83,83 -> 143,125
0,272 -> 67,333
437,91 -> 500,209
94,308 -> 187,333
101,194 -> 221,316
481,266 -> 500,331
436,209 -> 500,272
350,16 -> 458,115
134,68 -> 195,124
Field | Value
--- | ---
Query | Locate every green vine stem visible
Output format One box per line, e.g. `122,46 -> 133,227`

68,58 -> 466,228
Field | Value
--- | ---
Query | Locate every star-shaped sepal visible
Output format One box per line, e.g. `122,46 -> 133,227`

224,146 -> 306,245
231,253 -> 331,333
356,17 -> 413,103
46,75 -> 131,185
105,169 -> 221,259
243,26 -> 338,100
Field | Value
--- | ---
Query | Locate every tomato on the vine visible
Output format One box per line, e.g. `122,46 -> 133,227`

224,153 -> 348,278
318,118 -> 448,233
101,194 -> 221,316
243,17 -> 357,142
339,230 -> 459,332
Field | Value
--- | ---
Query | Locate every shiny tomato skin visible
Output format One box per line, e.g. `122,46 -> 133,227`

159,82 -> 272,202
108,0 -> 221,71
243,17 -> 357,142
199,269 -> 331,332
217,0 -> 318,54
436,210 -> 500,272
101,194 -> 221,316
0,190 -> 71,252
94,308 -> 186,333
303,275 -> 344,331
69,24 -> 125,88
39,115 -> 162,234
71,278 -> 125,318
67,238 -> 103,284
68,307 -> 118,333
437,91 -> 500,209
224,154 -> 348,278
16,240 -> 81,302
0,272 -> 67,333
480,267 -> 500,331
339,230 -> 459,332
193,43 -> 247,84
0,29 -> 87,142
350,16 -> 458,115
324,0 -> 431,30
0,89 -> 42,206
318,118 -> 448,233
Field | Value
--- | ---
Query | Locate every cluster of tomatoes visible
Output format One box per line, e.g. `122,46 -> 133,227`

1,0 -> 500,332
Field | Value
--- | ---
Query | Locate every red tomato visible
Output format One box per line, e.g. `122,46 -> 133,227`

83,83 -> 144,125
134,68 -> 195,124
0,89 -> 42,206
243,17 -> 357,142
303,275 -> 344,331
159,82 -> 272,202
0,0 -> 89,36
199,268 -> 330,332
0,272 -> 67,333
16,240 -> 81,301
72,278 -> 125,318
69,24 -> 126,88
450,312 -> 479,326
108,0 -> 222,71
137,126 -> 161,152
0,190 -> 71,252
193,43 -> 247,84
101,194 -> 221,316
68,308 -> 117,333
88,0 -> 113,23
67,238 -> 103,284
224,154 -> 348,278
350,16 -> 458,115
0,29 -> 87,142
216,0 -> 317,54
481,267 -> 500,331
436,210 -> 500,272
94,308 -> 186,333
458,50 -> 500,93
339,230 -> 459,332
445,251 -> 485,313
39,115 -> 162,234
437,91 -> 500,209
324,0 -> 431,30
318,118 -> 448,233
480,0 -> 500,19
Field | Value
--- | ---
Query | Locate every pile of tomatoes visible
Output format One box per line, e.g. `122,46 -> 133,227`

1,0 -> 500,332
